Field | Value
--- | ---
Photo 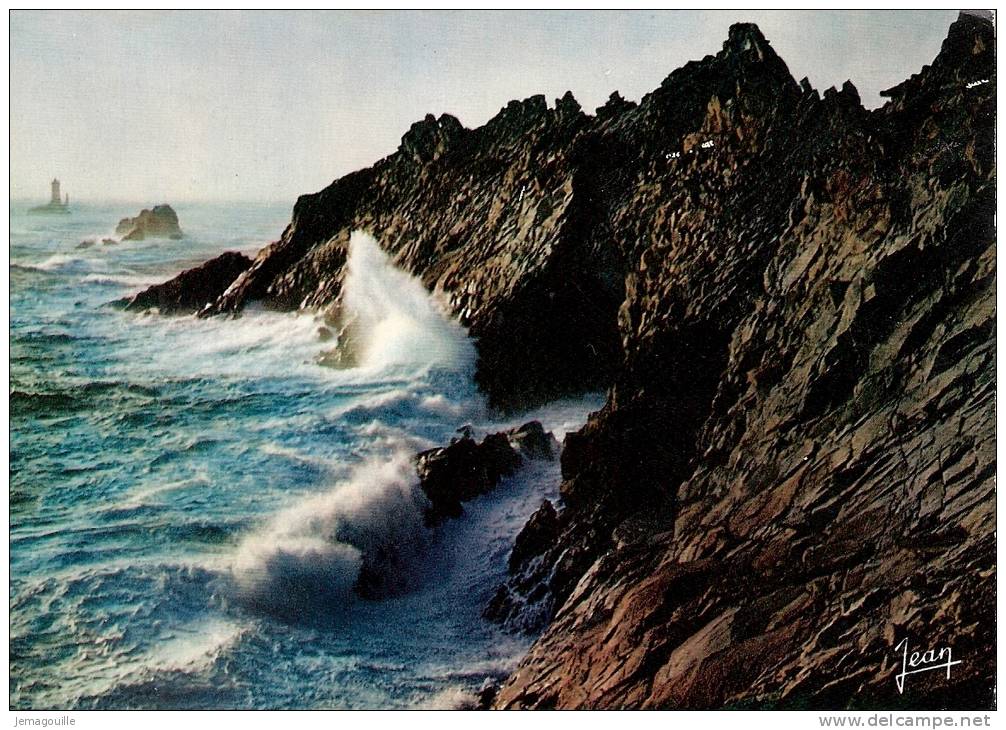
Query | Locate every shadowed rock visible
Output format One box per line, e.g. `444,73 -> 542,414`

492,13 -> 995,710
416,421 -> 555,525
117,251 -> 252,314
115,204 -> 183,240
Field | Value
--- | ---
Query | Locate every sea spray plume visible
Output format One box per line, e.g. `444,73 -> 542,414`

322,231 -> 476,379
230,451 -> 433,621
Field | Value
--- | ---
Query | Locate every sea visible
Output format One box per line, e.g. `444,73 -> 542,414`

9,201 -> 602,709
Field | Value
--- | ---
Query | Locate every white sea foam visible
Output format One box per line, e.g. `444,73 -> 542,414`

230,451 -> 432,619
82,272 -> 161,287
333,231 -> 477,378
29,253 -> 92,272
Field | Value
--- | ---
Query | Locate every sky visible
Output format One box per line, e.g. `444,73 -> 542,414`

10,10 -> 962,204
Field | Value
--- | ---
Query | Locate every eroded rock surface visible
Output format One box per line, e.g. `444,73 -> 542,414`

117,251 -> 252,314
198,96 -> 625,412
126,12 -> 995,709
115,204 -> 183,241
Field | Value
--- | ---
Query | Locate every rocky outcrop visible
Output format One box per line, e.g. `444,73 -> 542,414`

126,12 -> 994,709
117,251 -> 252,314
416,421 -> 556,524
115,204 -> 183,240
595,91 -> 637,120
492,13 -> 995,710
195,89 -> 621,413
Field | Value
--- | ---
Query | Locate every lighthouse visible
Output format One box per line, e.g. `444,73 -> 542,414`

29,178 -> 71,214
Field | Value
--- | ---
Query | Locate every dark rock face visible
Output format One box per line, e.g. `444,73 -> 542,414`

493,13 -> 995,710
416,421 -> 554,525
79,237 -> 119,249
595,91 -> 637,120
115,204 -> 183,240
117,251 -> 252,314
197,89 -> 622,413
129,13 -> 994,710
508,500 -> 558,573
507,421 -> 556,460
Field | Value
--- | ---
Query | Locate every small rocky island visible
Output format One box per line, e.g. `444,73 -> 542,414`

115,204 -> 183,240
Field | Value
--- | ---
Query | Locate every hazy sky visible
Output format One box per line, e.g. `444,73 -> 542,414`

10,10 -> 960,204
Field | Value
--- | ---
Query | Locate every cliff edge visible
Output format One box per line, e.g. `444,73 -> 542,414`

124,14 -> 996,709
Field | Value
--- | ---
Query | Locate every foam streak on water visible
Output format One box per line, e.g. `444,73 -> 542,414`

10,203 -> 603,709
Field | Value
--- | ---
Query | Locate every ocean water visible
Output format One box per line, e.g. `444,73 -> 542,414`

9,202 -> 602,709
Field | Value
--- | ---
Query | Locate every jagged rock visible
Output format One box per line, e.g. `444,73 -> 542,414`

77,237 -> 117,249
507,421 -> 555,460
117,251 -> 252,314
115,204 -> 183,240
124,13 -> 994,709
595,91 -> 637,120
416,422 -> 555,524
493,13 -> 994,710
194,89 -> 611,412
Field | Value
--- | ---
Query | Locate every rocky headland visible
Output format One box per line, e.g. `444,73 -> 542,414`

123,13 -> 995,709
117,251 -> 252,314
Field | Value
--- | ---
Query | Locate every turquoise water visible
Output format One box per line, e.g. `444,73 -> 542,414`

9,202 -> 600,709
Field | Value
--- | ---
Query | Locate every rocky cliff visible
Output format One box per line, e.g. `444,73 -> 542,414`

126,12 -> 995,709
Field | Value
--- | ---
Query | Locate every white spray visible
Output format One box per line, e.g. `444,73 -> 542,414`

230,451 -> 432,620
329,231 -> 476,378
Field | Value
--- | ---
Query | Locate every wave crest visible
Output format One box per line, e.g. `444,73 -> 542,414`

322,231 -> 476,379
230,451 -> 432,621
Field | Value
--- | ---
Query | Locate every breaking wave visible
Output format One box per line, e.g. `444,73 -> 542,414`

229,451 -> 433,620
325,231 -> 476,378
12,201 -> 603,708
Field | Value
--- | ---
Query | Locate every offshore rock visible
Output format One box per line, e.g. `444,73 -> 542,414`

507,421 -> 556,460
595,91 -> 637,120
115,204 -> 183,240
494,13 -> 994,709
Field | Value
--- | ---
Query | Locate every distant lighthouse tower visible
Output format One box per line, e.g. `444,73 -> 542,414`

29,177 -> 71,214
